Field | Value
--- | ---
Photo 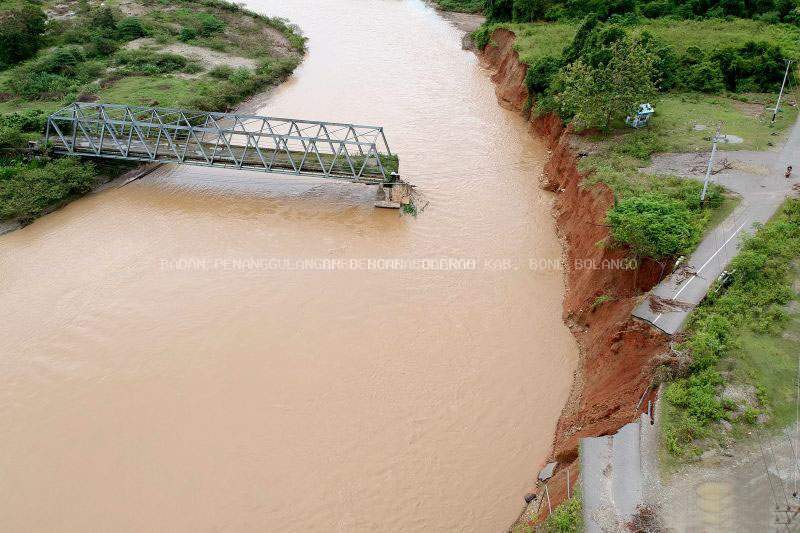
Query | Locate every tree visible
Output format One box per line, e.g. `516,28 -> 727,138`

0,1 -> 47,68
606,194 -> 700,260
553,37 -> 659,130
485,0 -> 514,21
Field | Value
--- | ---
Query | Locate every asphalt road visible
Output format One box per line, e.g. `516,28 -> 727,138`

633,115 -> 800,335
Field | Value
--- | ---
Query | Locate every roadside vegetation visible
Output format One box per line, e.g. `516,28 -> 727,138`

661,199 -> 800,459
0,0 -> 304,225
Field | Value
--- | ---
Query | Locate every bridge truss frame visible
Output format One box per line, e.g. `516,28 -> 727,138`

45,103 -> 396,183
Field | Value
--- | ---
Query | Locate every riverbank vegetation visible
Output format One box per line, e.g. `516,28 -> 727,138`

470,7 -> 799,261
433,0 -> 486,13
661,199 -> 800,460
0,0 -> 305,225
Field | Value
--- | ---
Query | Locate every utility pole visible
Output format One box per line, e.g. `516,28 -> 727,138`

701,123 -> 722,203
773,60 -> 793,125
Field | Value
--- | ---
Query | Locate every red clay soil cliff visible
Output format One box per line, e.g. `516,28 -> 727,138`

479,29 -> 528,111
480,28 -> 670,511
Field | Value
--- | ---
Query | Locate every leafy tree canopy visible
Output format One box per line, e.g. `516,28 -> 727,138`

0,0 -> 47,69
607,193 -> 701,259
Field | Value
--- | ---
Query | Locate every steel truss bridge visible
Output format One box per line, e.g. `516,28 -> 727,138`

45,103 -> 399,184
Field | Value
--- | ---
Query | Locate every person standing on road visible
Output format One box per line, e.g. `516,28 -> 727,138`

786,165 -> 793,178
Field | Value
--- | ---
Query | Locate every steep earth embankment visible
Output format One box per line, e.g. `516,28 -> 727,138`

479,28 -> 670,513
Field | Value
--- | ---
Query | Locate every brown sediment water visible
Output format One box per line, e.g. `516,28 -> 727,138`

0,1 -> 577,531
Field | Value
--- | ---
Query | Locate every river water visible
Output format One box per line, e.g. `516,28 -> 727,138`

0,1 -> 577,530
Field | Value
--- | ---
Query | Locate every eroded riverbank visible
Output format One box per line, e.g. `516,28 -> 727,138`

0,1 -> 578,531
477,28 -> 671,525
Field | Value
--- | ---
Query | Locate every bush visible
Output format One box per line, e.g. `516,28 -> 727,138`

0,123 -> 26,150
665,369 -> 726,421
607,194 -> 701,259
88,6 -> 117,33
485,0 -> 514,21
0,0 -> 47,68
512,0 -> 549,21
714,41 -> 787,92
0,158 -> 97,220
7,47 -> 103,99
524,55 -> 562,95
611,131 -> 664,160
197,13 -> 225,35
0,110 -> 47,133
542,490 -> 583,532
683,61 -> 726,93
113,49 -> 198,75
179,26 -> 198,42
117,16 -> 147,40
471,25 -> 491,50
178,11 -> 225,41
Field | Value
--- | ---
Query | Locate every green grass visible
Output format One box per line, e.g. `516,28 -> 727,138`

95,75 -> 201,108
649,91 -> 799,152
496,22 -> 577,63
497,19 -> 800,66
728,289 -> 800,430
634,18 -> 800,59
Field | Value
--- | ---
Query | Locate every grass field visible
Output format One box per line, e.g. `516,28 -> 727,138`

634,18 -> 800,58
490,22 -> 577,63
497,19 -> 800,63
650,91 -> 799,152
93,75 -> 201,109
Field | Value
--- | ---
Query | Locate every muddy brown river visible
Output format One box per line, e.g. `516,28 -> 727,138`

0,1 -> 577,530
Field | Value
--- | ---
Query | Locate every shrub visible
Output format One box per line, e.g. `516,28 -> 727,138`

0,158 -> 97,220
6,46 -> 103,99
524,55 -> 562,95
0,0 -> 47,68
36,46 -> 86,76
471,25 -> 491,50
665,369 -> 726,421
512,0 -> 549,21
113,49 -> 197,75
0,110 -> 47,133
542,491 -> 583,532
179,26 -> 198,42
714,41 -> 787,92
485,0 -> 514,21
208,64 -> 235,79
88,6 -> 117,33
197,13 -> 225,35
607,194 -> 701,259
0,123 -> 26,149
611,131 -> 664,161
117,16 -> 147,40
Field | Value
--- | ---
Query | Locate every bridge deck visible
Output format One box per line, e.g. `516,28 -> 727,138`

45,103 -> 398,184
